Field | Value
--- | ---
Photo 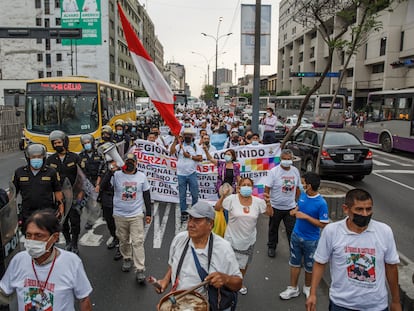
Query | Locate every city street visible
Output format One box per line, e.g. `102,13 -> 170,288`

0,146 -> 413,309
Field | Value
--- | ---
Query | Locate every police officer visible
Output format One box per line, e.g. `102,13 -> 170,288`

129,121 -> 138,142
46,130 -> 82,254
12,144 -> 64,234
79,134 -> 104,230
97,127 -> 121,260
113,119 -> 131,154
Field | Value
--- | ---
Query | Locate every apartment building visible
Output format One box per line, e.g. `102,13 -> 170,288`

0,0 -> 164,97
277,0 -> 414,109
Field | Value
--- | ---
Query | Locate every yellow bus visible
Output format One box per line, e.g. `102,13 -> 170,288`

23,76 -> 136,152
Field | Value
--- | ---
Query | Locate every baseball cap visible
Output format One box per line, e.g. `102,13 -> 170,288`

187,201 -> 215,220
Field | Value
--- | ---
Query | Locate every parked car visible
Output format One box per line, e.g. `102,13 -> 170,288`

286,129 -> 373,180
284,115 -> 313,131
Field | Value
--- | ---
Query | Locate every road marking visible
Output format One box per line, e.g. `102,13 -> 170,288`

373,169 -> 414,174
79,217 -> 106,246
376,157 -> 412,167
372,159 -> 390,166
373,149 -> 414,165
372,172 -> 414,191
153,202 -> 171,248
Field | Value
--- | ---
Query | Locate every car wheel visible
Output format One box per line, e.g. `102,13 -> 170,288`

305,159 -> 315,173
353,175 -> 365,181
380,133 -> 392,153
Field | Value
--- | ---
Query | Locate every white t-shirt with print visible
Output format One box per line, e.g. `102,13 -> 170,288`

313,218 -> 400,311
265,165 -> 300,210
222,194 -> 267,250
0,249 -> 92,311
111,170 -> 150,217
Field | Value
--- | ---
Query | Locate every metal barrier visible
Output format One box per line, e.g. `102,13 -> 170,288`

0,107 -> 24,153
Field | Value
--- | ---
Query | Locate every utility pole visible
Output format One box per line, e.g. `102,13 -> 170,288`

251,0 -> 261,133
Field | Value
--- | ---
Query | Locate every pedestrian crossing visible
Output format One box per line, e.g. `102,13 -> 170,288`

372,149 -> 414,167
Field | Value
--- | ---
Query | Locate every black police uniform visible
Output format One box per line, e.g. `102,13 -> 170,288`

113,133 -> 131,154
12,165 -> 61,231
79,149 -> 104,186
46,151 -> 81,249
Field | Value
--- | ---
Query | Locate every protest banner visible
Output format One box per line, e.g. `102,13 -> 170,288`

131,140 -> 281,203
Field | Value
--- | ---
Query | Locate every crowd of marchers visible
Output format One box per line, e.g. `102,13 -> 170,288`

0,106 -> 402,311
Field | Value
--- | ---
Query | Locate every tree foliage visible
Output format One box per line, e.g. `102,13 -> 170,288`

201,85 -> 215,102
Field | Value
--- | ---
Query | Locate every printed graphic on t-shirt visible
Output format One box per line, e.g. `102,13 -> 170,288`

24,279 -> 54,310
281,176 -> 295,193
122,182 -> 137,201
345,246 -> 376,287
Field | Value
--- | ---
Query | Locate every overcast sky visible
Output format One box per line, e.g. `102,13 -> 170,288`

145,0 -> 280,97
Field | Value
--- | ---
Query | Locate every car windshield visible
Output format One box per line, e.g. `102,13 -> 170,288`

320,132 -> 362,146
26,94 -> 99,135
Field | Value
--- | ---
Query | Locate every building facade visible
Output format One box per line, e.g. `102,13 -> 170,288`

214,68 -> 232,86
0,0 -> 164,104
277,0 -> 414,109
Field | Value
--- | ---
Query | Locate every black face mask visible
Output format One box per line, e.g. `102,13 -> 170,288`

124,162 -> 136,172
102,135 -> 111,142
184,137 -> 192,144
54,146 -> 65,153
352,213 -> 372,227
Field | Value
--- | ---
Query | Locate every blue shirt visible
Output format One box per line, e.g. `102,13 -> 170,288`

293,192 -> 329,240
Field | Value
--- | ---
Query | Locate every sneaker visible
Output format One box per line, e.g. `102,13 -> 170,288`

121,259 -> 132,272
114,248 -> 122,261
136,270 -> 146,284
84,222 -> 93,230
107,237 -> 119,250
239,286 -> 248,295
279,286 -> 300,300
267,248 -> 276,258
180,212 -> 189,223
303,285 -> 311,299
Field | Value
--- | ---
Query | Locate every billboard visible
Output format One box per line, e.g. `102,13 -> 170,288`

61,0 -> 101,45
240,4 -> 271,65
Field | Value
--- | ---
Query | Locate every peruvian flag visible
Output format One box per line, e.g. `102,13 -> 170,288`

117,3 -> 182,136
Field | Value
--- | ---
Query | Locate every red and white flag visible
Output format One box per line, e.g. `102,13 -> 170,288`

117,3 -> 181,136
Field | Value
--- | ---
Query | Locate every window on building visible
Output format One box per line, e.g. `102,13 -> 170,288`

110,1 -> 114,12
55,18 -> 61,26
400,31 -> 404,52
45,39 -> 51,50
44,0 -> 50,14
37,38 -> 42,44
340,51 -> 345,65
110,72 -> 115,82
364,43 -> 368,60
37,54 -> 43,61
36,18 -> 42,26
346,68 -> 354,77
310,47 -> 315,58
311,31 -> 317,39
57,70 -> 63,76
110,54 -> 115,64
44,18 -> 50,28
46,54 -> 51,67
284,33 -> 287,41
35,0 -> 41,8
289,56 -> 293,66
38,71 -> 44,78
56,53 -> 62,61
292,27 -> 296,35
55,0 -> 60,8
46,72 -> 52,77
56,38 -> 61,44
372,63 -> 384,74
109,37 -> 114,46
299,52 -> 303,62
380,37 -> 387,56
110,20 -> 114,30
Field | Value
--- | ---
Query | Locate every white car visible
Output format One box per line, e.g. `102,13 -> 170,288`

284,115 -> 313,131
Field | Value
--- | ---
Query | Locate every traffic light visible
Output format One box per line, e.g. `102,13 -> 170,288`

289,72 -> 322,77
214,88 -> 219,99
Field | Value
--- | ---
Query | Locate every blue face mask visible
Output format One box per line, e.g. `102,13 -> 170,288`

280,159 -> 293,168
251,140 -> 259,145
84,143 -> 92,151
240,186 -> 253,197
131,128 -> 136,132
116,130 -> 123,136
224,155 -> 232,162
30,158 -> 43,170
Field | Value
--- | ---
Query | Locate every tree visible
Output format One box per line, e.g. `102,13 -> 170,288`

277,90 -> 291,96
280,0 -> 398,161
201,85 -> 215,102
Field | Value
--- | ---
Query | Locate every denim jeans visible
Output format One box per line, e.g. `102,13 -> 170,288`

289,231 -> 318,273
178,172 -> 199,213
329,300 -> 388,311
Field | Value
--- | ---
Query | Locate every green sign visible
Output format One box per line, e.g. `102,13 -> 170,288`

61,0 -> 101,45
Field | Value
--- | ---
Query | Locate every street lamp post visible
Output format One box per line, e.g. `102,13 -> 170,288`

191,51 -> 226,86
202,17 -> 232,105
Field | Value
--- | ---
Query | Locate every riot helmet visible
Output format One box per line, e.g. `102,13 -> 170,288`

101,125 -> 113,142
25,144 -> 47,170
80,134 -> 94,151
49,130 -> 69,150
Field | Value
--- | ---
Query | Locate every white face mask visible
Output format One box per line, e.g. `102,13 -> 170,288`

24,237 -> 52,258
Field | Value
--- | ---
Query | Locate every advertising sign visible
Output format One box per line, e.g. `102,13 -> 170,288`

241,4 -> 271,65
61,0 -> 101,45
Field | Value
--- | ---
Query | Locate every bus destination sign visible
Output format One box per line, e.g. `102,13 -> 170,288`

27,82 -> 97,93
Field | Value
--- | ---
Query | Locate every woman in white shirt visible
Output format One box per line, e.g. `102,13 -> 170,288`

215,177 -> 273,295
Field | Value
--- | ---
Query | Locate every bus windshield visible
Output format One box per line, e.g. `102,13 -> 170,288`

26,94 -> 99,135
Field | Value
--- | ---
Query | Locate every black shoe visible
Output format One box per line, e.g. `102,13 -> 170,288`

65,243 -> 72,251
72,245 -> 79,255
136,270 -> 146,284
114,248 -> 122,261
180,212 -> 189,223
84,222 -> 93,230
107,237 -> 119,250
268,248 -> 276,258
